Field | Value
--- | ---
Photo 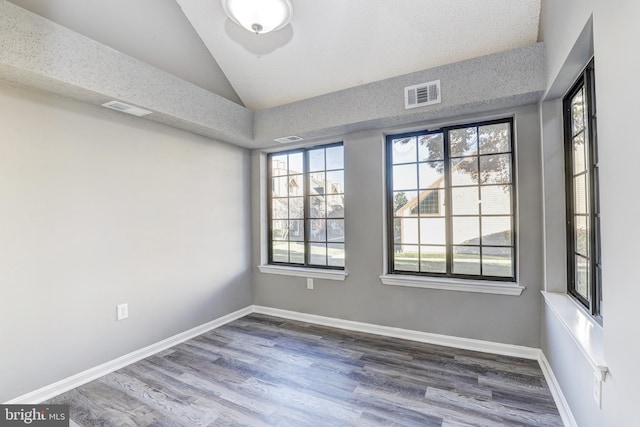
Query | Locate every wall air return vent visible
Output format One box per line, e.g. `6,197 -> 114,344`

404,80 -> 441,109
274,135 -> 304,144
102,101 -> 152,117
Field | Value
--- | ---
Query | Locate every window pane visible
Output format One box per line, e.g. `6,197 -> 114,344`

309,172 -> 325,195
479,123 -> 510,154
420,245 -> 446,273
394,245 -> 419,272
271,154 -> 288,176
575,255 -> 589,300
453,246 -> 480,275
482,247 -> 513,277
394,218 -> 419,245
574,174 -> 589,214
327,219 -> 345,242
480,186 -> 511,215
326,146 -> 344,170
419,218 -> 446,245
573,133 -> 586,174
289,220 -> 304,242
288,152 -> 303,174
328,243 -> 345,267
272,241 -> 288,262
289,197 -> 304,219
394,191 -> 418,216
452,217 -> 479,245
418,190 -> 444,216
272,220 -> 288,240
572,89 -> 585,135
272,177 -> 288,198
419,162 -> 444,189
289,242 -> 305,264
452,187 -> 479,215
326,170 -> 344,194
450,157 -> 478,186
481,217 -> 512,246
449,127 -> 478,157
272,198 -> 288,219
479,154 -> 511,184
310,196 -> 325,218
310,243 -> 327,266
575,215 -> 590,257
393,164 -> 417,190
289,175 -> 304,196
326,195 -> 344,218
308,149 -> 325,172
418,133 -> 444,161
309,219 -> 326,242
392,137 -> 417,164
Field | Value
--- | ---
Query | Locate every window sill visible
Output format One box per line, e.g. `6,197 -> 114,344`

542,291 -> 608,380
258,265 -> 347,281
380,274 -> 524,296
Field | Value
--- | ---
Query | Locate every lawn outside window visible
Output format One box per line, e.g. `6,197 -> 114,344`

385,118 -> 517,283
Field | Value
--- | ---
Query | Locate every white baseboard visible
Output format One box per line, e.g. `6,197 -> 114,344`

538,352 -> 578,427
252,305 -> 541,360
5,306 -> 253,404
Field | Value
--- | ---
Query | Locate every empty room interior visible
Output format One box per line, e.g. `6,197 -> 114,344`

0,0 -> 638,426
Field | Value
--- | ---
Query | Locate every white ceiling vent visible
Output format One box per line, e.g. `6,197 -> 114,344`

274,135 -> 304,144
101,101 -> 152,117
404,80 -> 441,109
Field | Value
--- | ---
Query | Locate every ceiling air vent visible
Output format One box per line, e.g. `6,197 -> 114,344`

404,80 -> 441,109
101,101 -> 152,117
274,135 -> 304,144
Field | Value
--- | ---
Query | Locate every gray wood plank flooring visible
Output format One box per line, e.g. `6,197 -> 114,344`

48,314 -> 563,426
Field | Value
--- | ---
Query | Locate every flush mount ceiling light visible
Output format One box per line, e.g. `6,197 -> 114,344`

221,0 -> 293,34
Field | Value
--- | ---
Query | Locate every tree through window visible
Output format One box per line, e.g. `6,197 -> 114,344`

386,118 -> 516,280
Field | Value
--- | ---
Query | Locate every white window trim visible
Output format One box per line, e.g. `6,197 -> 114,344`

542,291 -> 608,380
380,274 -> 524,296
258,264 -> 347,281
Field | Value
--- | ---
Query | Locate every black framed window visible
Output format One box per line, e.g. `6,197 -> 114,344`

563,59 -> 602,319
268,143 -> 345,269
386,118 -> 516,281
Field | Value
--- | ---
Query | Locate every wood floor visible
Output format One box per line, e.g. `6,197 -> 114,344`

48,314 -> 563,426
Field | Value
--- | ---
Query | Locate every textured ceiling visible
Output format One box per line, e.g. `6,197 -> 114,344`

7,0 -> 541,112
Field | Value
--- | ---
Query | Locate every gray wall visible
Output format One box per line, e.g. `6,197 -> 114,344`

539,0 -> 640,425
0,81 -> 253,402
252,104 -> 544,348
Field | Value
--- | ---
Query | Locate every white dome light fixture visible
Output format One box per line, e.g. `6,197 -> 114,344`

222,0 -> 293,34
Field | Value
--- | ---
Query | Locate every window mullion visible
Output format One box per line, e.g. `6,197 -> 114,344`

443,129 -> 453,275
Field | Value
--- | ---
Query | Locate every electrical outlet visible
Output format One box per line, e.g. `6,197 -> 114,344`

116,303 -> 129,321
306,278 -> 314,290
592,373 -> 602,408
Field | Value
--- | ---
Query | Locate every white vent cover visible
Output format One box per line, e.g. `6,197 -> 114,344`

274,135 -> 304,144
102,101 -> 152,117
404,80 -> 441,109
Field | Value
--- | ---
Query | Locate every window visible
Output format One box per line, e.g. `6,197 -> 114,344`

268,143 -> 345,269
563,59 -> 602,319
386,118 -> 516,281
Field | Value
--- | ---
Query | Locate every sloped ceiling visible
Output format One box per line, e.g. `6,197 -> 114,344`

1,0 -> 544,148
8,0 -> 540,111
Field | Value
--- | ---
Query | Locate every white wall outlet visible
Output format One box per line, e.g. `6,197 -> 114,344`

116,303 -> 129,321
306,278 -> 314,290
592,373 -> 602,408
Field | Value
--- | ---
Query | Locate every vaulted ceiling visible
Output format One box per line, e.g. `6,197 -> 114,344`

7,0 -> 541,111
